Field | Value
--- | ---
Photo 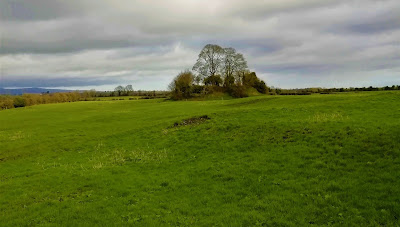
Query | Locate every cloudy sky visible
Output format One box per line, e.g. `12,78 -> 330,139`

0,0 -> 399,90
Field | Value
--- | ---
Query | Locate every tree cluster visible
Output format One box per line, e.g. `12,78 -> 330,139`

114,85 -> 134,96
170,44 -> 269,99
94,85 -> 168,98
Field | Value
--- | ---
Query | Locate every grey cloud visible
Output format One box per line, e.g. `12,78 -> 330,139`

0,0 -> 399,89
0,18 -> 177,54
0,76 -> 117,88
1,38 -> 134,55
329,3 -> 400,34
0,0 -> 85,21
256,64 -> 337,74
346,17 -> 400,34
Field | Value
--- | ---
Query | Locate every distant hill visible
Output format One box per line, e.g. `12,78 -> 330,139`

0,88 -> 74,95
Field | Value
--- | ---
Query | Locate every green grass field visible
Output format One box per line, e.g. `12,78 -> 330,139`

1,91 -> 399,226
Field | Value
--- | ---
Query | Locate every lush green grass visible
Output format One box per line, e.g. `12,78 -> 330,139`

94,96 -> 140,101
0,91 -> 399,226
83,96 -> 143,101
88,96 -> 167,101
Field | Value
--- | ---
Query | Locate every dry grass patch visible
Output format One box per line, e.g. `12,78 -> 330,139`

89,148 -> 169,169
309,112 -> 348,122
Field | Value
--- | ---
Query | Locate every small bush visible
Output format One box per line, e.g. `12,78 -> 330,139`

223,75 -> 235,88
205,85 -> 224,94
169,71 -> 195,100
191,85 -> 204,94
0,96 -> 15,110
254,80 -> 268,94
204,75 -> 223,86
229,85 -> 248,98
13,97 -> 26,108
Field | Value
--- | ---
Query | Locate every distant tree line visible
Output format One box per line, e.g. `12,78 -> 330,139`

95,85 -> 169,98
169,44 -> 269,100
270,85 -> 400,95
0,92 -> 81,110
0,86 -> 170,111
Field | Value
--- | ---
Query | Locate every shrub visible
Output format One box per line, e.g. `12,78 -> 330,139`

204,75 -> 223,86
205,85 -> 224,94
169,70 -> 195,100
229,85 -> 248,98
223,75 -> 235,88
242,72 -> 258,87
0,96 -> 14,110
13,97 -> 26,108
254,80 -> 268,94
191,85 -> 204,94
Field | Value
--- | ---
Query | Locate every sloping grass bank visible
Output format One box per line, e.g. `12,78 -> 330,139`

0,91 -> 399,226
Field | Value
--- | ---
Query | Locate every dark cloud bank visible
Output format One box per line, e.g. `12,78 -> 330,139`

0,0 -> 399,90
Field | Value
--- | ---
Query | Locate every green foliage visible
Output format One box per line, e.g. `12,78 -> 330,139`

13,96 -> 26,108
254,80 -> 268,94
191,85 -> 204,94
228,84 -> 249,98
242,72 -> 259,87
168,69 -> 269,99
204,74 -> 223,86
0,96 -> 14,110
184,44 -> 263,99
223,75 -> 235,88
272,85 -> 400,95
0,91 -> 399,226
240,72 -> 269,94
169,70 -> 195,100
0,92 -> 82,111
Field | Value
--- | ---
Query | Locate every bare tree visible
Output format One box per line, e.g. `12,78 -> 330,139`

235,69 -> 250,85
192,44 -> 224,82
125,85 -> 133,92
114,85 -> 125,96
194,75 -> 202,85
125,85 -> 133,95
222,47 -> 248,79
89,89 -> 97,97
